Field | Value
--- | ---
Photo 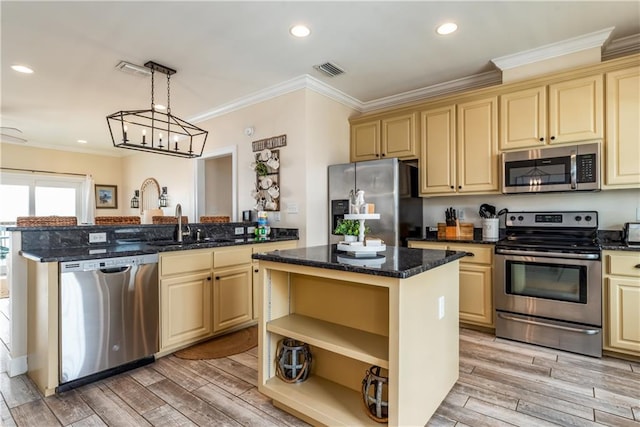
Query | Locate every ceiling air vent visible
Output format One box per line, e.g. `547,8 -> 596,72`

313,62 -> 345,77
115,61 -> 152,77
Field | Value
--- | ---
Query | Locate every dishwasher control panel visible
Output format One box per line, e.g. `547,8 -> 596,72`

61,253 -> 159,272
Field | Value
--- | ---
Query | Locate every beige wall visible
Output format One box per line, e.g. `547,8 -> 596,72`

0,143 -> 125,215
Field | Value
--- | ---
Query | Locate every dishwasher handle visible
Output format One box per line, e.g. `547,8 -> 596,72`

99,266 -> 130,274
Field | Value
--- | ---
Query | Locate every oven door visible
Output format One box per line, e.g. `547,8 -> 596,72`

494,250 -> 602,326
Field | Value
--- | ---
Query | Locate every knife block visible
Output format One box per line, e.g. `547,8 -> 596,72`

437,222 -> 473,239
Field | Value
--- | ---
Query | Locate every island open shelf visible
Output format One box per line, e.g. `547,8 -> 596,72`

254,248 -> 462,426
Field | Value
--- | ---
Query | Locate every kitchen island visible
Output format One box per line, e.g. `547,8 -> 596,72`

252,245 -> 466,426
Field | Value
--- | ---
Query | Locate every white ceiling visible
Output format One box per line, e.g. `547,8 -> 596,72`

2,1 -> 639,157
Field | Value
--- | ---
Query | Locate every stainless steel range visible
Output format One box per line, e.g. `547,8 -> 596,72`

494,211 -> 602,357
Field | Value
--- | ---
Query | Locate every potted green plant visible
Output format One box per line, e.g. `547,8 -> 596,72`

255,162 -> 269,177
334,219 -> 369,242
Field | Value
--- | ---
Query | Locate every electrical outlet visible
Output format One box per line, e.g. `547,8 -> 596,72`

287,202 -> 299,214
247,226 -> 255,235
273,212 -> 281,222
438,296 -> 445,319
234,227 -> 244,235
89,232 -> 107,243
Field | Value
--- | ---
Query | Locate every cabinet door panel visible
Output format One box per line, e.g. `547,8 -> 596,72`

548,75 -> 603,144
420,106 -> 456,195
459,264 -> 493,327
160,272 -> 212,351
605,66 -> 640,187
606,277 -> 640,353
213,265 -> 253,332
457,97 -> 499,193
499,86 -> 546,150
351,121 -> 380,161
382,113 -> 417,159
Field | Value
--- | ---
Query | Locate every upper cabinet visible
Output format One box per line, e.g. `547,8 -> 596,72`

350,112 -> 418,162
605,66 -> 640,188
420,96 -> 499,196
500,74 -> 604,150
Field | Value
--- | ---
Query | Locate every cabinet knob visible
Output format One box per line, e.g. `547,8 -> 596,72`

215,276 -> 220,280
254,269 -> 259,273
550,136 -> 556,140
381,153 -> 386,157
635,264 -> 640,269
458,185 -> 462,189
207,277 -> 212,281
450,186 -> 454,189
539,137 -> 544,142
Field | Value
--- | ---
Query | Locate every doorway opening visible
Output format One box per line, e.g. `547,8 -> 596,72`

195,146 -> 237,222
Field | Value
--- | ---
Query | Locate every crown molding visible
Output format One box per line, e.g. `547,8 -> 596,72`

360,70 -> 502,113
491,27 -> 614,71
603,33 -> 640,60
189,75 -> 363,123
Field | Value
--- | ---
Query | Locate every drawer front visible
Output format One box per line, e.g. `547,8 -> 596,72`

252,241 -> 298,253
214,246 -> 252,268
407,241 -> 448,250
448,244 -> 493,265
160,249 -> 213,276
608,252 -> 640,277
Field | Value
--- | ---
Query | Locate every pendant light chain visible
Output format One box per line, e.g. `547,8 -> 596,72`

167,73 -> 171,115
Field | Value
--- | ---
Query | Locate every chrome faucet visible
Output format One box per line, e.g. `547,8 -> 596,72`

175,203 -> 190,243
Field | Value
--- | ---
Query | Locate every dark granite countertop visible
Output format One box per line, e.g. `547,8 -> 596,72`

20,236 -> 299,263
251,244 -> 467,279
407,227 -> 506,245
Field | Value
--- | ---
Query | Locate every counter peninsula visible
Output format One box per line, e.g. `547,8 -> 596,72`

252,245 -> 466,426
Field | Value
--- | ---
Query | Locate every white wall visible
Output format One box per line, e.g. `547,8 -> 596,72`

423,188 -> 640,232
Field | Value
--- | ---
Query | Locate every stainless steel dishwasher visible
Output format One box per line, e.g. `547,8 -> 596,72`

59,253 -> 159,391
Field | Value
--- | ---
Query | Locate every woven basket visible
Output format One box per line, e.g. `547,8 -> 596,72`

95,216 -> 141,225
200,216 -> 230,223
152,216 -> 188,224
16,216 -> 77,227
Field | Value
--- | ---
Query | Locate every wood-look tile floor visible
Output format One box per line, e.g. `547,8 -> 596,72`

1,327 -> 639,427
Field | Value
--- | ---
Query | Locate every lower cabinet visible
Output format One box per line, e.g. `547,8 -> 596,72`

159,241 -> 298,354
408,241 -> 494,328
212,264 -> 253,332
159,249 -> 214,352
603,250 -> 640,358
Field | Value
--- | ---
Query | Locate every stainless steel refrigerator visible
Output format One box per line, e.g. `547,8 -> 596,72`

328,158 -> 423,246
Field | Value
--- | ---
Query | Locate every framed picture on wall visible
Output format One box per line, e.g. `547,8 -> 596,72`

95,184 -> 118,209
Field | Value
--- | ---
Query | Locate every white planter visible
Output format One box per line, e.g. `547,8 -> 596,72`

343,235 -> 357,243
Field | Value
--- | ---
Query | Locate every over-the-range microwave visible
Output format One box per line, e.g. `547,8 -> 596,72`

502,142 -> 601,194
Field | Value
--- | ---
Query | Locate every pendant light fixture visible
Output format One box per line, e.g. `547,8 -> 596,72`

106,61 -> 208,158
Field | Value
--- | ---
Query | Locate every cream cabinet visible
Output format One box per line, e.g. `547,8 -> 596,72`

408,241 -> 494,328
499,74 -> 604,150
605,66 -> 640,188
603,250 -> 640,358
350,112 -> 418,162
212,246 -> 254,333
420,96 -> 499,196
159,249 -> 214,352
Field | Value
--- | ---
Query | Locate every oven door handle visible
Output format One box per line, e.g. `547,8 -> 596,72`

498,313 -> 600,335
495,247 -> 599,260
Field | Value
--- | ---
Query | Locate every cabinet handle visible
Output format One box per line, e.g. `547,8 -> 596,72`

465,252 -> 475,257
550,136 -> 556,140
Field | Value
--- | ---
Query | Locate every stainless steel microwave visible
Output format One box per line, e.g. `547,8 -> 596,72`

502,142 -> 601,194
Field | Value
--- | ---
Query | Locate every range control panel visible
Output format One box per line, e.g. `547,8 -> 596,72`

506,211 -> 598,228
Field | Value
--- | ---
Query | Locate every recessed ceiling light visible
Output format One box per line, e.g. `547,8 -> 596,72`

11,64 -> 34,74
436,22 -> 458,35
77,139 -> 88,144
290,24 -> 310,38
